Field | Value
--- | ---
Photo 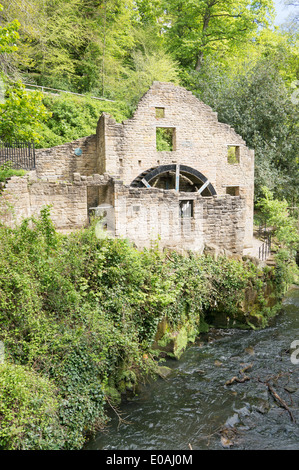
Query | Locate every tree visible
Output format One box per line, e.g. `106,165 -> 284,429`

188,54 -> 299,204
0,3 -> 50,142
120,48 -> 180,105
162,0 -> 275,70
0,2 -> 20,77
0,0 -> 140,95
1,0 -> 99,90
283,0 -> 299,30
257,187 -> 299,254
0,3 -> 19,54
0,80 -> 50,142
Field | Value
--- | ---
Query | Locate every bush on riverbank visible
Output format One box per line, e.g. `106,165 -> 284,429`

0,363 -> 64,450
0,208 -> 295,449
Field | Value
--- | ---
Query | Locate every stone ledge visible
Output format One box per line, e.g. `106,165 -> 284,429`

72,173 -> 111,185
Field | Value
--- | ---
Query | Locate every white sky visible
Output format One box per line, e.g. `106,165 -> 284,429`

273,0 -> 297,24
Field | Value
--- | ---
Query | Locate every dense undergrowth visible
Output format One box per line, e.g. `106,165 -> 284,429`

0,207 -> 296,450
36,94 -> 132,149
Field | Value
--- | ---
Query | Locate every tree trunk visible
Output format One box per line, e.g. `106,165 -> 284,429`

195,8 -> 211,71
195,50 -> 204,71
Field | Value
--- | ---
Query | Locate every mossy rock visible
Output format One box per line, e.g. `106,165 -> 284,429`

104,385 -> 122,405
156,325 -> 195,359
156,365 -> 173,379
173,327 -> 188,359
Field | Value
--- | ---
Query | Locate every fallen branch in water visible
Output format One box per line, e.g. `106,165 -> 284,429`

198,425 -> 223,447
260,379 -> 296,423
225,375 -> 250,386
225,363 -> 253,386
105,395 -> 132,429
240,364 -> 253,374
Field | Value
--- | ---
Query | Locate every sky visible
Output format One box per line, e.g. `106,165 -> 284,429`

273,0 -> 297,24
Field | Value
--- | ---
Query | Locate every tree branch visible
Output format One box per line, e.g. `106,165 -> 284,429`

210,14 -> 243,19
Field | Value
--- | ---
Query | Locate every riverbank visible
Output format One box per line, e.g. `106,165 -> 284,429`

0,209 -> 298,450
85,287 -> 299,450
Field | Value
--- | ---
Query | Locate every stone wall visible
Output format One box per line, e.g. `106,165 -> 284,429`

35,135 -> 97,181
1,82 -> 254,254
0,175 -> 31,227
99,82 -> 253,190
0,172 -> 113,231
0,174 -> 87,231
0,174 -> 245,255
113,182 -> 245,255
202,195 -> 245,255
96,113 -> 123,176
29,180 -> 88,230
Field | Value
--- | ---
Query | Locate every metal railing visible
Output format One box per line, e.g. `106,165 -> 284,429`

0,141 -> 36,170
257,220 -> 273,261
23,83 -> 115,102
258,221 -> 268,240
259,235 -> 272,261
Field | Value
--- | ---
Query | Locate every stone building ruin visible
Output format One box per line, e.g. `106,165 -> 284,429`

1,82 -> 255,256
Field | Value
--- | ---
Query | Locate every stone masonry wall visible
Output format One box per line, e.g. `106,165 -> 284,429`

99,82 -> 254,247
29,181 -> 88,230
0,173 -> 112,231
0,176 -> 31,227
96,113 -> 123,176
35,135 -> 97,181
1,174 -> 245,254
113,182 -> 245,255
0,174 -> 87,231
202,195 -> 246,255
3,82 -> 254,253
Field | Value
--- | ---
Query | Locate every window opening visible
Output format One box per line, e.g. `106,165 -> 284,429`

227,146 -> 240,164
155,107 -> 165,118
156,127 -> 175,151
226,186 -> 240,196
179,200 -> 194,218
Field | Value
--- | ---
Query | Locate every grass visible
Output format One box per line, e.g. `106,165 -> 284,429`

0,163 -> 26,183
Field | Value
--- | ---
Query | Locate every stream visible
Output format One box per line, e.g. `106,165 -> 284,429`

85,288 -> 299,451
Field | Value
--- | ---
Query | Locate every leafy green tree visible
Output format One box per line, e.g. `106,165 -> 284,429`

1,0 -> 138,96
0,2 -> 20,77
116,48 -> 180,105
187,52 -> 299,204
257,186 -> 299,256
0,3 -> 19,54
0,4 -> 50,142
135,0 -> 164,25
1,0 -> 96,90
0,80 -> 50,142
162,0 -> 275,70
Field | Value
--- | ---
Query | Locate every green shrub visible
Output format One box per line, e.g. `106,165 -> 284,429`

36,94 -> 132,148
0,363 -> 64,450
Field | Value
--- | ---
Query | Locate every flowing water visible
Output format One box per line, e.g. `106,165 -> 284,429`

85,288 -> 299,450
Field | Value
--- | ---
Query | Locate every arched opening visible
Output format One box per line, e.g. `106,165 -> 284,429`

130,164 -> 216,196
